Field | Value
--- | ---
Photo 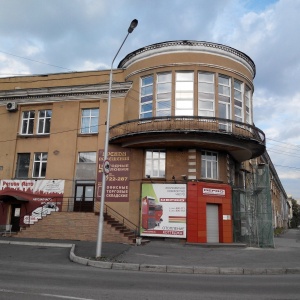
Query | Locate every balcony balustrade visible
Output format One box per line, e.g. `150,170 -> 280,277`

109,116 -> 266,162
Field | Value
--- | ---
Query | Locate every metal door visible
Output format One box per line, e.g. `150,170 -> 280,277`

206,204 -> 219,243
11,204 -> 21,232
74,184 -> 95,212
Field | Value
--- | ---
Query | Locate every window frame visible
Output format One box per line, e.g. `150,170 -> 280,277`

21,110 -> 35,135
80,108 -> 99,134
175,71 -> 194,116
37,109 -> 52,134
145,149 -> 166,178
15,153 -> 30,178
140,75 -> 154,119
201,150 -> 218,180
156,72 -> 172,117
78,152 -> 97,163
234,80 -> 244,123
32,152 -> 48,178
198,72 -> 215,117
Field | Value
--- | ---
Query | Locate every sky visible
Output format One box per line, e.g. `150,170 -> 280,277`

0,0 -> 300,199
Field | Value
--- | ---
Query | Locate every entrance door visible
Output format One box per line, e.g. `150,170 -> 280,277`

206,204 -> 219,243
74,184 -> 95,212
11,204 -> 21,232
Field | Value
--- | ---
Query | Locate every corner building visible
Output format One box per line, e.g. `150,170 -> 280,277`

0,41 -> 285,246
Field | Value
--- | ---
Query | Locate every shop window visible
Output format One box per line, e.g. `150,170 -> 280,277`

15,153 -> 30,178
140,75 -> 153,119
175,72 -> 194,116
198,72 -> 215,117
32,152 -> 47,178
80,108 -> 99,134
21,111 -> 35,135
37,109 -> 52,134
201,150 -> 218,179
145,150 -> 165,178
156,72 -> 172,117
78,152 -> 96,163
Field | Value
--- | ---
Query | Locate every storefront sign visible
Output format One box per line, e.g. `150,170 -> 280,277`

140,184 -> 186,238
203,187 -> 225,196
0,180 -> 65,225
97,147 -> 130,202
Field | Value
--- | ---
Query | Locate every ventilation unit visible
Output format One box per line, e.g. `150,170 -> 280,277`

6,102 -> 18,112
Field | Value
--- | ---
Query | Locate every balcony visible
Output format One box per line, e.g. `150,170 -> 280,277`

109,116 -> 266,162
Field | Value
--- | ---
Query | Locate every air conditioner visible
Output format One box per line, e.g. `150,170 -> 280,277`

6,102 -> 18,112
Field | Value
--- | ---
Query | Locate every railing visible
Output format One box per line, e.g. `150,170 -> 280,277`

104,204 -> 139,237
20,197 -> 139,238
109,116 -> 265,144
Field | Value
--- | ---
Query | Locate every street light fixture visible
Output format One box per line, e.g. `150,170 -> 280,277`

96,19 -> 138,258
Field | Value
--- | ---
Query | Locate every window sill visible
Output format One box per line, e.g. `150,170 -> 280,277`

17,134 -> 50,139
77,133 -> 99,137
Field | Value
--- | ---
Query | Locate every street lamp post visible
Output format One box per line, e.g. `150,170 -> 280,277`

96,19 -> 138,258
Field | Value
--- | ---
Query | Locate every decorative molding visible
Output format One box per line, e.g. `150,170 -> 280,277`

119,40 -> 256,78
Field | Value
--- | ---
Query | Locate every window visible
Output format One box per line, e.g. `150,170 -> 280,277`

198,72 -> 215,117
218,75 -> 231,131
145,150 -> 165,178
15,153 -> 30,178
234,80 -> 243,123
156,73 -> 172,117
140,75 -> 153,119
78,152 -> 96,163
175,72 -> 194,116
37,109 -> 52,134
245,86 -> 252,124
33,152 -> 47,178
21,111 -> 35,135
201,151 -> 218,179
81,108 -> 99,134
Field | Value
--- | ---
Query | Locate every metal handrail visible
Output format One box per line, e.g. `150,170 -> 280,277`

110,115 -> 265,144
104,204 -> 139,237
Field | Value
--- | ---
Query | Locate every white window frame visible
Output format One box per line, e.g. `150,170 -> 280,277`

245,86 -> 252,124
201,150 -> 218,180
198,72 -> 215,117
32,152 -> 47,178
37,109 -> 52,134
145,150 -> 166,178
175,72 -> 194,116
80,108 -> 99,134
21,110 -> 35,135
234,80 -> 244,123
140,75 -> 154,119
156,72 -> 172,117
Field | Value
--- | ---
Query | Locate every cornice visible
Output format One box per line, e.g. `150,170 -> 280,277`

118,40 -> 256,78
0,82 -> 132,105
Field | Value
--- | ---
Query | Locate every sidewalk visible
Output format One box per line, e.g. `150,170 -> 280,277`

1,229 -> 300,275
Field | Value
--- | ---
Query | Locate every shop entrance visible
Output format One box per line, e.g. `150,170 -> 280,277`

10,204 -> 21,232
206,204 -> 219,243
74,183 -> 95,212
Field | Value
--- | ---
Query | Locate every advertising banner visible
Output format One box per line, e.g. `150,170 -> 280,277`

140,183 -> 186,238
0,179 -> 65,225
97,146 -> 130,202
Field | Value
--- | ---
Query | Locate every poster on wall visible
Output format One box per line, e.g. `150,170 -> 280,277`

140,184 -> 186,238
0,179 -> 65,225
97,146 -> 130,202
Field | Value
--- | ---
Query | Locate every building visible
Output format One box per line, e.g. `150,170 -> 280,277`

0,40 -> 287,246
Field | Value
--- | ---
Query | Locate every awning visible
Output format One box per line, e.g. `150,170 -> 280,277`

0,194 -> 29,202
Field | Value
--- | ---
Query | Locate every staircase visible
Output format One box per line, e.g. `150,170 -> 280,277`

15,211 -> 137,244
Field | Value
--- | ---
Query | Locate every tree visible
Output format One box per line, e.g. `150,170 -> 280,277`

290,199 -> 300,228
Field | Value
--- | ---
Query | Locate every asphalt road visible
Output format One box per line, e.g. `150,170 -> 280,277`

0,243 -> 300,300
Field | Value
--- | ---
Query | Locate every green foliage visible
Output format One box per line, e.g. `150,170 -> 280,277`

290,199 -> 300,228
